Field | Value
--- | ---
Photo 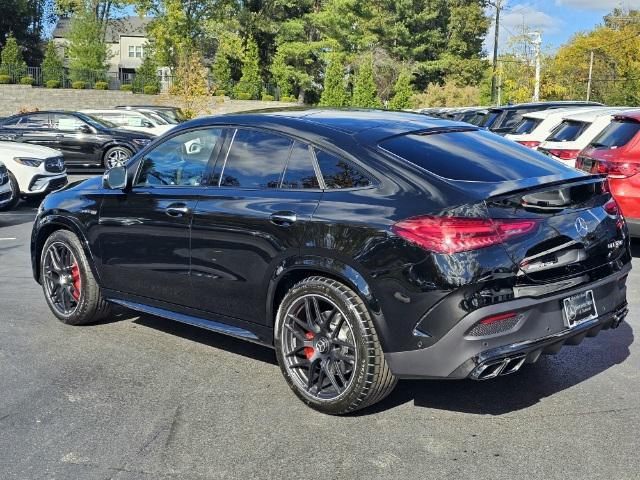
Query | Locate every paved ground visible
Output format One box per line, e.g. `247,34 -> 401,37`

1,176 -> 639,480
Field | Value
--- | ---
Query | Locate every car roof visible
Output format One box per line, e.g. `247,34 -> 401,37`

562,107 -> 634,122
522,106 -> 608,120
614,109 -> 640,121
489,101 -> 602,112
180,108 -> 470,141
82,109 -> 142,114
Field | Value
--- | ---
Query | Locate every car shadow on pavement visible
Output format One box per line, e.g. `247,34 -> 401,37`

132,313 -> 278,365
359,321 -> 634,416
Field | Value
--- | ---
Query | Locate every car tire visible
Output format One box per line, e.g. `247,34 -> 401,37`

0,172 -> 20,211
103,146 -> 132,169
40,230 -> 112,325
274,276 -> 397,415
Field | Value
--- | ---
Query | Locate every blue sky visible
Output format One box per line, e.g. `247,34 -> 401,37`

487,0 -> 640,55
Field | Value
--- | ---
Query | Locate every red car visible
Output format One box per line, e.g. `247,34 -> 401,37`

577,110 -> 640,237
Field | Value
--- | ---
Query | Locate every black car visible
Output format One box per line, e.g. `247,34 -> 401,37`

480,101 -> 604,135
31,109 -> 631,414
0,111 -> 154,170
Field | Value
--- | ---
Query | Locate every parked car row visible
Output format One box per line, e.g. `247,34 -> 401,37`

0,105 -> 185,211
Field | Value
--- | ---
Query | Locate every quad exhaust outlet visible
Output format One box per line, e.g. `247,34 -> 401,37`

471,355 -> 527,380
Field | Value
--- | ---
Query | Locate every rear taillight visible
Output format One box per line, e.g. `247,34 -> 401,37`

516,140 -> 541,149
595,160 -> 640,179
391,216 -> 539,254
604,197 -> 625,229
546,149 -> 581,161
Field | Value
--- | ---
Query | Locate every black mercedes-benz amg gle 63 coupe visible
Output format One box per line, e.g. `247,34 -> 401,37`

31,109 -> 631,414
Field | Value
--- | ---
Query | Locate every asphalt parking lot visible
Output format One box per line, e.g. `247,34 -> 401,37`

1,175 -> 639,480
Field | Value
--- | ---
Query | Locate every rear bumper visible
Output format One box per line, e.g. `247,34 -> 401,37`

384,266 -> 630,379
626,218 -> 640,237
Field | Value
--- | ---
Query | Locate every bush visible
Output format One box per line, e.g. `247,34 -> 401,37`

72,80 -> 86,89
94,81 -> 108,90
143,84 -> 159,95
120,84 -> 133,92
46,80 -> 61,89
0,75 -> 11,84
20,76 -> 34,85
235,92 -> 252,100
213,89 -> 225,96
280,95 -> 297,103
261,94 -> 275,101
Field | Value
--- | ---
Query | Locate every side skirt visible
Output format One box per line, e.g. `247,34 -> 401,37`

103,289 -> 274,348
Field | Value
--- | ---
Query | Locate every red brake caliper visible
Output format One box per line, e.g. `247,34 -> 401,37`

304,332 -> 315,359
70,262 -> 81,300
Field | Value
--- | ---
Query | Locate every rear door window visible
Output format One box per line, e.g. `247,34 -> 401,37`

547,121 -> 589,142
281,142 -> 320,189
217,129 -> 292,188
590,120 -> 640,149
380,129 -> 570,182
314,149 -> 371,189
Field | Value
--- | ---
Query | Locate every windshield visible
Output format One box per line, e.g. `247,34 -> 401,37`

81,114 -> 117,129
479,110 -> 501,128
513,117 -> 542,135
590,120 -> 640,149
380,129 -> 573,182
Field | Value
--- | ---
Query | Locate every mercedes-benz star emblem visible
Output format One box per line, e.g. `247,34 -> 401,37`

575,217 -> 588,237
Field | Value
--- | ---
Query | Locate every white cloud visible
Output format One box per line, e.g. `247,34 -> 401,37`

502,4 -> 561,33
556,0 -> 640,11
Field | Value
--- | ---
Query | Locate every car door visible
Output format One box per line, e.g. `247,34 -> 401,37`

98,127 -> 224,306
190,128 -> 323,324
50,113 -> 103,165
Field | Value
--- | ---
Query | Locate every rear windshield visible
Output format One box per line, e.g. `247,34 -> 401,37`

512,117 -> 542,135
547,120 -> 589,142
380,129 -> 572,182
479,111 -> 500,128
590,120 -> 640,149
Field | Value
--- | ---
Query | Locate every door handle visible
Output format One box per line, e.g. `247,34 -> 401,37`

165,204 -> 191,217
270,211 -> 297,226
55,134 -> 64,138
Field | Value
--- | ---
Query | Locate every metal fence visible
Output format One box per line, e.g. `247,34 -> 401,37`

0,65 -> 282,99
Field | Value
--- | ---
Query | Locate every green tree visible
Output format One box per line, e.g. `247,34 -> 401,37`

133,47 -> 160,93
388,68 -> 414,110
319,55 -> 349,107
211,50 -> 232,92
170,49 -> 211,118
41,41 -> 64,84
234,37 -> 262,99
66,8 -> 109,84
0,0 -> 48,64
0,34 -> 27,82
351,55 -> 381,108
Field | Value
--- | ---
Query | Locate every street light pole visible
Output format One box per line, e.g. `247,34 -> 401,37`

489,0 -> 504,105
586,50 -> 594,101
530,31 -> 542,102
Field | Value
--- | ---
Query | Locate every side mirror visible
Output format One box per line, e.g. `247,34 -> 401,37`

143,120 -> 154,128
79,124 -> 92,134
103,166 -> 127,190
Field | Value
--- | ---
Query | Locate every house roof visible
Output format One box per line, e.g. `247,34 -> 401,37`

52,16 -> 151,43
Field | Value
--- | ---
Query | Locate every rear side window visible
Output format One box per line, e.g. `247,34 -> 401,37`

513,117 -> 542,135
281,142 -> 320,189
314,149 -> 371,189
590,120 -> 640,149
479,111 -> 500,128
219,129 -> 292,188
380,129 -> 572,182
547,121 -> 589,142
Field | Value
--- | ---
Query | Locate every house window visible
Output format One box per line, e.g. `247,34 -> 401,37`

128,46 -> 143,58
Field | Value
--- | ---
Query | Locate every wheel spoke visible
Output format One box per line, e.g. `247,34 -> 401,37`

323,362 -> 342,393
334,352 -> 355,364
333,359 -> 348,385
312,296 -> 323,327
285,342 -> 312,357
307,359 -> 319,390
332,338 -> 355,350
304,298 -> 316,332
287,313 -> 309,332
289,361 -> 310,369
329,313 -> 344,339
49,247 -> 63,272
284,323 -> 307,343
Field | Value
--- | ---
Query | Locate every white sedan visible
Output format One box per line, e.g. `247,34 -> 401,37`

80,109 -> 175,136
0,142 -> 68,211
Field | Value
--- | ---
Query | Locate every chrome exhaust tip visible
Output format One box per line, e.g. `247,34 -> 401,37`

471,354 -> 526,380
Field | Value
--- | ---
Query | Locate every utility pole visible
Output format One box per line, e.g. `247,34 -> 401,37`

530,31 -> 542,102
489,0 -> 504,105
586,50 -> 594,101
